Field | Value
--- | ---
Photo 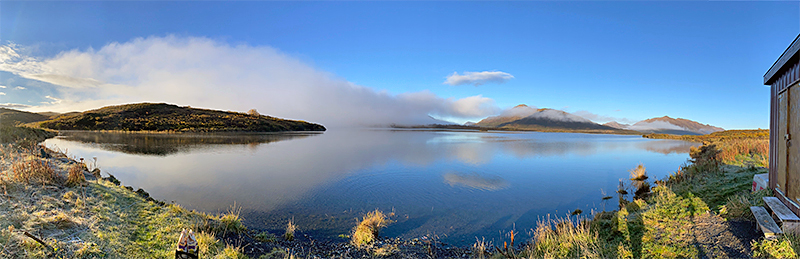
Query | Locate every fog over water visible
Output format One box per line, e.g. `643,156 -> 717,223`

45,129 -> 697,245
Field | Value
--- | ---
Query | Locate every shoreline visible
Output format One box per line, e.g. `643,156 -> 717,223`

0,126 -> 781,258
0,134 -> 477,258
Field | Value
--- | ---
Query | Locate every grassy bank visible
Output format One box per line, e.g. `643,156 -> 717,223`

645,129 -> 769,167
0,126 -> 57,146
0,142 -> 253,258
478,131 -> 777,258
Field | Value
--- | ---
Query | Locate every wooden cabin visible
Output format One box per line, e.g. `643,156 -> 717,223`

765,34 -> 800,215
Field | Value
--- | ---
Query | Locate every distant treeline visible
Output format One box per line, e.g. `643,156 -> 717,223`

38,103 -> 326,132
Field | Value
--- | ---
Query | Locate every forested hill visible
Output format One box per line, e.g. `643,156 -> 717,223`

39,103 -> 326,132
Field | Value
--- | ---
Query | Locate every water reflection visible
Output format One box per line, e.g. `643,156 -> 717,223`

637,140 -> 699,155
443,172 -> 509,191
45,129 -> 697,246
52,131 -> 317,156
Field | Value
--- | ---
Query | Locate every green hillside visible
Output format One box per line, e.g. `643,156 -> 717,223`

39,103 -> 326,132
0,108 -> 52,126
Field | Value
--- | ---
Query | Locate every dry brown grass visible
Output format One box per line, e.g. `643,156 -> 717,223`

66,163 -> 86,187
716,139 -> 769,164
629,164 -> 651,199
283,218 -> 297,241
11,158 -> 60,185
351,209 -> 394,248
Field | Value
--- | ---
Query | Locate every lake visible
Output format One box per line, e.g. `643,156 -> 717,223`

44,129 -> 697,246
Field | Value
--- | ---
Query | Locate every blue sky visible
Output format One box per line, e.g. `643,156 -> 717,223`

0,1 -> 798,129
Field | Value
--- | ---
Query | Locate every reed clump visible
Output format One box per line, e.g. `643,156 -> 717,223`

351,209 -> 394,248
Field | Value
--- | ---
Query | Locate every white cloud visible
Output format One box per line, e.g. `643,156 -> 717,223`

0,92 -> 5,95
0,103 -> 31,109
43,95 -> 62,104
628,121 -> 685,131
528,109 -> 591,122
0,36 -> 501,127
0,85 -> 5,88
14,86 -> 25,90
444,71 -> 514,86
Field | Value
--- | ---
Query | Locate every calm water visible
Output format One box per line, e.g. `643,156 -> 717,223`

44,129 -> 697,245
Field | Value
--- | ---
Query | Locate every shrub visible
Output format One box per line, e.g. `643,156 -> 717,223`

351,209 -> 394,248
690,142 -> 720,167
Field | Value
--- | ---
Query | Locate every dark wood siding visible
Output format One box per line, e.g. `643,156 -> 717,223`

767,34 -> 800,216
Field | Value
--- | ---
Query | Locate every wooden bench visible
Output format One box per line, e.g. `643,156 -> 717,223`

751,206 -> 782,240
764,197 -> 800,234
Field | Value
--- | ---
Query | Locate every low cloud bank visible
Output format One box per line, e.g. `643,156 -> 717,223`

628,121 -> 685,131
572,110 -> 633,124
0,36 -> 501,127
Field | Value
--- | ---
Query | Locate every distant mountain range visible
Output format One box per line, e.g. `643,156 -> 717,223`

472,104 -> 724,135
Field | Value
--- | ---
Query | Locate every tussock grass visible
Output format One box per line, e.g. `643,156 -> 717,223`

719,188 -> 772,220
629,164 -> 651,199
527,216 -> 604,258
215,244 -> 249,259
11,158 -> 59,186
197,231 -> 222,258
66,163 -> 85,187
283,218 -> 297,241
217,203 -> 247,235
351,209 -> 394,248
